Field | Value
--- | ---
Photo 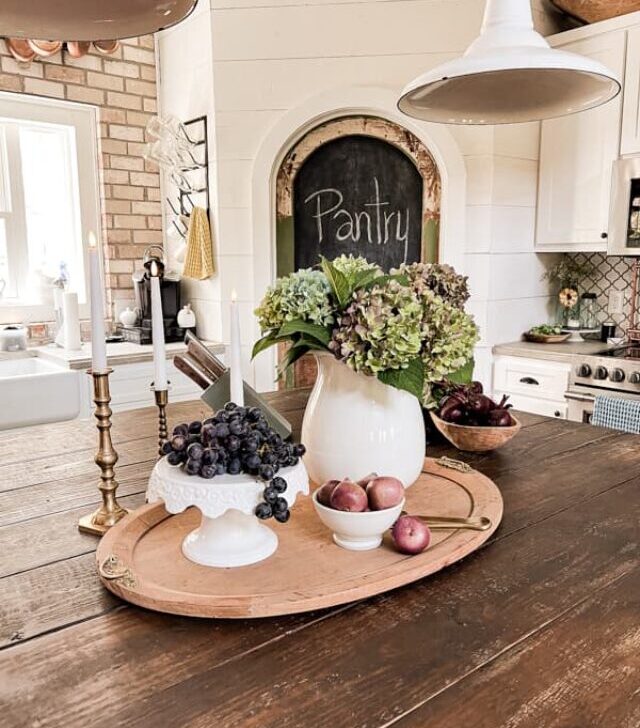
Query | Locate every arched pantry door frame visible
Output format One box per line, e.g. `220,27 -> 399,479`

251,86 -> 467,391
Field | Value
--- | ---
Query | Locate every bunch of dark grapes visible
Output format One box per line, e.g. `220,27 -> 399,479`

162,402 -> 306,523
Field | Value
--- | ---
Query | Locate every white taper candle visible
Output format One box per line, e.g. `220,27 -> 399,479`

229,289 -> 244,406
149,260 -> 168,391
88,233 -> 108,372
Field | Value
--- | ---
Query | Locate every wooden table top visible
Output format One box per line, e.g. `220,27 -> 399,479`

1,389 -> 638,728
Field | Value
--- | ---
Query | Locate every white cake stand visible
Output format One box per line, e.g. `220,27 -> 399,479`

147,458 -> 309,568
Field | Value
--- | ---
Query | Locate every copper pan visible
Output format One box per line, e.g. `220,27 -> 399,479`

27,39 -> 63,57
5,38 -> 35,63
66,41 -> 90,58
93,40 -> 119,55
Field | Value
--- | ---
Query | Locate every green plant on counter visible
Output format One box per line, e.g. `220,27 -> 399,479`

542,257 -> 594,287
253,255 -> 479,403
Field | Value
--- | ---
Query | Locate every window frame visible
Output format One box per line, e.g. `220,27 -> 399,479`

0,93 -> 103,324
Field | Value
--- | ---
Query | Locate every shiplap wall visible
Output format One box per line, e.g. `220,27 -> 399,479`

159,0 -> 567,389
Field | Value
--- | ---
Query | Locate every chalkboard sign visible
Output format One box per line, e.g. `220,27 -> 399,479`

293,135 -> 423,272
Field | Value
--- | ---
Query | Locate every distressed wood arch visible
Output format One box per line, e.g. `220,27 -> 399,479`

275,115 -> 442,278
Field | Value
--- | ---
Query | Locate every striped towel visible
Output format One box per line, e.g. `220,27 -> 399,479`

182,206 -> 215,279
591,394 -> 640,434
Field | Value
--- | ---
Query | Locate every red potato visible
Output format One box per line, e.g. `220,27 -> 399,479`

329,480 -> 368,512
366,476 -> 404,511
391,515 -> 431,555
357,472 -> 378,488
316,479 -> 340,507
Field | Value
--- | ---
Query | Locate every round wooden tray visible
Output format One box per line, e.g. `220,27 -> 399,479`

96,458 -> 503,618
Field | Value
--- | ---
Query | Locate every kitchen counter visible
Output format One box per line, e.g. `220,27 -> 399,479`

33,339 -> 225,370
2,390 -> 638,727
492,338 -> 618,362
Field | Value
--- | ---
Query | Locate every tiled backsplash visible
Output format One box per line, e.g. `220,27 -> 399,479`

567,253 -> 637,332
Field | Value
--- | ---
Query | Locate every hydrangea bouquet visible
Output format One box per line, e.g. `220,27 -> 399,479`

253,255 -> 478,404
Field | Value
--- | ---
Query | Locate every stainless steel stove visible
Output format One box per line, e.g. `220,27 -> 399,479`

567,346 -> 640,423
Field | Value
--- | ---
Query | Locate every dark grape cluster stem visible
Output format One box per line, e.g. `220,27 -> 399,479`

162,402 -> 306,524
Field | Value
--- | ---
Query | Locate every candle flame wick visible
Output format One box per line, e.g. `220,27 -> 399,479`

88,232 -> 97,249
231,289 -> 237,303
150,260 -> 159,277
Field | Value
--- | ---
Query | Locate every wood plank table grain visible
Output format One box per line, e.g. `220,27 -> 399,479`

0,390 -> 638,728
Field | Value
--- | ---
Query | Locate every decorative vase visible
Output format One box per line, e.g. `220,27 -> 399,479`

301,352 -> 425,488
177,303 -> 196,329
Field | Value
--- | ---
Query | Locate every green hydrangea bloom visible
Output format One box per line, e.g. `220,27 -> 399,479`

332,254 -> 382,280
255,268 -> 334,333
419,290 -> 479,387
329,280 -> 422,375
394,262 -> 470,310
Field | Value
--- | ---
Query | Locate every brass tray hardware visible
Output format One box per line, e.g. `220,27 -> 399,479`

98,555 -> 136,588
434,456 -> 473,473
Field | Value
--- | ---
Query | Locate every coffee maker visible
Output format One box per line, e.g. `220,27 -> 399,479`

122,246 -> 185,344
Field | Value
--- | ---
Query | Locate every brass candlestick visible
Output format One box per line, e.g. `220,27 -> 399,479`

78,369 -> 128,535
153,385 -> 170,456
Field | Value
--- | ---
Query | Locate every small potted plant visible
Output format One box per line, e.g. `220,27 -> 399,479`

253,256 -> 479,487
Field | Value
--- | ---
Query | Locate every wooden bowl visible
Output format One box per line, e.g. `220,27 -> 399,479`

523,332 -> 571,344
551,0 -> 640,23
430,412 -> 521,453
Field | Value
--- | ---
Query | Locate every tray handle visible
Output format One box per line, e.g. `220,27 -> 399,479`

98,554 -> 136,588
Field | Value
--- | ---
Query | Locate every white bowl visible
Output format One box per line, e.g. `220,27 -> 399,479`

312,490 -> 405,551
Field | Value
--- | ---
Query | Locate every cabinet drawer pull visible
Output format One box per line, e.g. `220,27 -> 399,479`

519,376 -> 539,385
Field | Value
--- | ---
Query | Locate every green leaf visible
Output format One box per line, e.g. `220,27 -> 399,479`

350,267 -> 383,291
377,357 -> 424,400
252,333 -> 281,359
447,357 -> 475,385
360,273 -> 409,292
320,256 -> 351,308
295,334 -> 327,351
277,319 -> 332,347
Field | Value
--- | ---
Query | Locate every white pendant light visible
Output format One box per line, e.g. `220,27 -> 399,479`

398,0 -> 621,125
0,0 -> 198,42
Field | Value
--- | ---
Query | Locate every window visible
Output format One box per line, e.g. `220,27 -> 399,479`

0,94 -> 101,323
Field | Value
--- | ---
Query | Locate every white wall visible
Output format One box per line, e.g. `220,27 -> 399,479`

159,0 -> 562,391
451,123 -> 557,388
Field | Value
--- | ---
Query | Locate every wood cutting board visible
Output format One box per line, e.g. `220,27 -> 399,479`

96,458 -> 503,618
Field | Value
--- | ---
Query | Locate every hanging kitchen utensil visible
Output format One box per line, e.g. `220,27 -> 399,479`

398,0 -> 621,124
5,38 -> 35,63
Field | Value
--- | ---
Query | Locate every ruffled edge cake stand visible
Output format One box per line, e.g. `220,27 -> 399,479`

147,458 -> 309,567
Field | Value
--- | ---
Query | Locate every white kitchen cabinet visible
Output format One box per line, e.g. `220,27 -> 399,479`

621,26 -> 640,155
80,360 -> 204,417
535,30 -> 626,252
493,355 -> 570,419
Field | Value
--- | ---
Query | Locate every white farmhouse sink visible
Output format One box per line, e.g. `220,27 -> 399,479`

0,356 -> 81,430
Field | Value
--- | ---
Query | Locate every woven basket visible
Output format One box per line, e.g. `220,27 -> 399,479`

430,412 -> 521,453
551,0 -> 640,23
